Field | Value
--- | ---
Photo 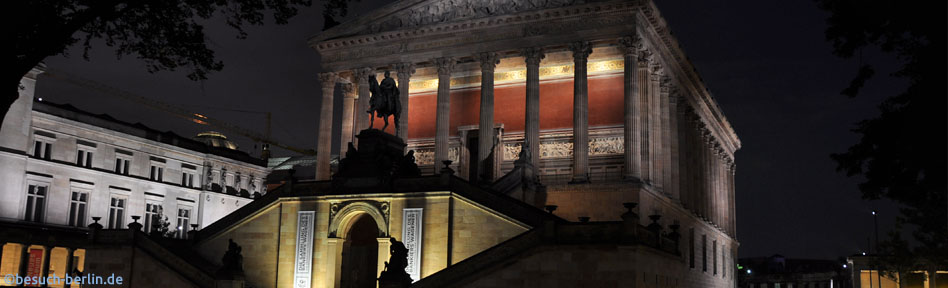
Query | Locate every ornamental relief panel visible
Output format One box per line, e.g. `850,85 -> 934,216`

503,136 -> 624,160
412,147 -> 460,166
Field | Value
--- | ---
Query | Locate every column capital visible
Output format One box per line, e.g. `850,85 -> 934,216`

617,35 -> 643,56
318,72 -> 338,88
569,41 -> 593,61
394,62 -> 416,77
660,75 -> 673,93
638,48 -> 654,64
521,47 -> 546,66
650,62 -> 664,79
433,57 -> 458,76
342,83 -> 355,99
353,67 -> 374,82
476,52 -> 501,71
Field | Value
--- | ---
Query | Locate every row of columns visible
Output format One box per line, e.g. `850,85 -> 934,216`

314,44 -> 556,182
678,104 -> 737,237
314,35 -> 734,219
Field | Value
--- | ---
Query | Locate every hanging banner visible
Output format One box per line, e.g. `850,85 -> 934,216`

402,208 -> 423,282
294,211 -> 315,288
26,248 -> 43,287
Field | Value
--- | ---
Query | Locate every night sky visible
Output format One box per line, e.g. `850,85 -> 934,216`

34,0 -> 903,260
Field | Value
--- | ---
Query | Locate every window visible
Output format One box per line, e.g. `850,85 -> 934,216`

114,157 -> 130,175
150,165 -> 164,181
144,203 -> 162,233
702,234 -> 708,272
108,197 -> 126,229
76,146 -> 92,168
33,139 -> 52,159
175,207 -> 191,239
25,184 -> 48,222
689,228 -> 696,269
182,171 -> 195,188
723,245 -> 727,277
68,190 -> 89,227
713,239 -> 718,275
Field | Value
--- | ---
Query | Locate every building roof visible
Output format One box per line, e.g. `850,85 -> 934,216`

33,100 -> 267,167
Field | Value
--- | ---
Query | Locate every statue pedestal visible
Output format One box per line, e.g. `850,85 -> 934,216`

377,270 -> 413,288
333,129 -> 420,190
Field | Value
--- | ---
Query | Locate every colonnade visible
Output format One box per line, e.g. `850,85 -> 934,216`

314,34 -> 736,235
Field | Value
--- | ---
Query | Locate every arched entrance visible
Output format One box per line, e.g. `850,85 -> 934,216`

339,214 -> 380,288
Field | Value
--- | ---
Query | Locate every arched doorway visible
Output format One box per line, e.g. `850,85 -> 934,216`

340,214 -> 380,288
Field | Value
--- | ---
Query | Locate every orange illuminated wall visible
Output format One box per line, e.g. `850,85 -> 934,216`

369,74 -> 624,140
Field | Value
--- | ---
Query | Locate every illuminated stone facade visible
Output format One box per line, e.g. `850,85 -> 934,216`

57,0 -> 741,287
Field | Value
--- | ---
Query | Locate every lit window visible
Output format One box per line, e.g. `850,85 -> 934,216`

175,207 -> 191,239
108,196 -> 126,229
144,203 -> 162,233
68,190 -> 89,227
25,184 -> 48,223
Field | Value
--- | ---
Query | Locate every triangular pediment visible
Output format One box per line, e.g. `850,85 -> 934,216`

311,0 -> 591,43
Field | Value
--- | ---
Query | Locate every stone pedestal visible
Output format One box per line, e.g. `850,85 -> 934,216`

332,129 -> 419,190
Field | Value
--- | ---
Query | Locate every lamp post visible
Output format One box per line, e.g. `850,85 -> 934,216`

872,210 -> 881,288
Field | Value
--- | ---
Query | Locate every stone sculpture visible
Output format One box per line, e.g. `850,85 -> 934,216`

368,71 -> 401,135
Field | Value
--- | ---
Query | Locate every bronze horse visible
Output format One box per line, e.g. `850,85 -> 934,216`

367,71 -> 401,135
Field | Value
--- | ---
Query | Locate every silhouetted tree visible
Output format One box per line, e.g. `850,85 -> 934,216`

9,0 -> 327,125
818,0 -> 947,270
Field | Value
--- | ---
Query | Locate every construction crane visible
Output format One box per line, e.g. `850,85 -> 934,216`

43,68 -> 315,156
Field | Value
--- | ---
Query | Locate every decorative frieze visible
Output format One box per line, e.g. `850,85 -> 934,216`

503,136 -> 625,160
413,147 -> 459,166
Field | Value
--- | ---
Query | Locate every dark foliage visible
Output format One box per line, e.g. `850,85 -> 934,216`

818,0 -> 947,266
8,0 -> 315,124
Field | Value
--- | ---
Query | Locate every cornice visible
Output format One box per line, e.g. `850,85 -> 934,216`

310,0 -> 640,53
635,0 -> 741,155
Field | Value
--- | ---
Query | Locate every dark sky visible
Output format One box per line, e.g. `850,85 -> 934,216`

34,0 -> 904,260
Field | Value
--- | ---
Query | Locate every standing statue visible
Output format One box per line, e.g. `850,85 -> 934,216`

217,238 -> 245,279
378,237 -> 412,287
368,71 -> 401,135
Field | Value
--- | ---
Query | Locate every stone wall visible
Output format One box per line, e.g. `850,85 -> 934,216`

450,197 -> 529,265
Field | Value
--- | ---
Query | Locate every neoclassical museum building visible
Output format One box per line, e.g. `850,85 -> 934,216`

73,0 -> 739,287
